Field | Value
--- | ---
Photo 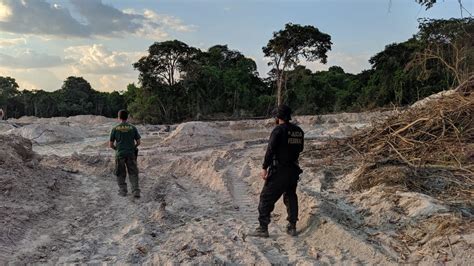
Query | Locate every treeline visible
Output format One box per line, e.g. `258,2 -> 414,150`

126,17 -> 472,123
1,18 -> 472,123
1,77 -> 126,119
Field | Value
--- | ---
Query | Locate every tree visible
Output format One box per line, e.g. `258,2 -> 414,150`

134,40 -> 197,87
409,18 -> 473,86
0,76 -> 19,119
57,77 -> 95,116
415,0 -> 469,15
416,0 -> 437,9
263,23 -> 332,105
182,45 -> 267,116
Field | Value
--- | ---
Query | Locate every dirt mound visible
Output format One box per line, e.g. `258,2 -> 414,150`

6,124 -> 89,144
162,121 -> 230,148
0,135 -> 72,261
0,135 -> 35,165
0,122 -> 16,133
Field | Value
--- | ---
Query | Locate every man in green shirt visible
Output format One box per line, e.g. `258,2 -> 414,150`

109,110 -> 141,198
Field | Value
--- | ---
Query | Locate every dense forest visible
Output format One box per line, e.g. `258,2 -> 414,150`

1,17 -> 472,123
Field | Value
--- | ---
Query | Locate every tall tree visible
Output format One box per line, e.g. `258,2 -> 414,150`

263,23 -> 332,105
134,40 -> 197,87
57,76 -> 95,116
0,76 -> 19,119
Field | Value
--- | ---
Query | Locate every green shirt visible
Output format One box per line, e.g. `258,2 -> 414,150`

110,122 -> 141,158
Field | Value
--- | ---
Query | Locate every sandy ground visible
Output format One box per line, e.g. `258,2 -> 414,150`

0,112 -> 471,264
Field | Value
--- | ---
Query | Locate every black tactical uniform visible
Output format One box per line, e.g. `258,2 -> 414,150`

252,105 -> 304,237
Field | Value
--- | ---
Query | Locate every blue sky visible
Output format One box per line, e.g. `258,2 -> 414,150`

0,0 -> 471,92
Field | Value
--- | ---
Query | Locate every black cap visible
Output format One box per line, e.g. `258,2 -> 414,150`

272,104 -> 292,121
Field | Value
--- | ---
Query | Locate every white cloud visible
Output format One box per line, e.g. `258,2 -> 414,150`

0,1 -> 12,22
143,10 -> 196,32
97,74 -> 136,92
0,67 -> 62,91
0,37 -> 26,47
61,44 -> 143,91
0,49 -> 71,68
0,0 -> 195,39
130,9 -> 196,39
64,44 -> 144,75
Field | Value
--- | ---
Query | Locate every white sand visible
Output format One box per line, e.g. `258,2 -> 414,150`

0,113 -> 471,264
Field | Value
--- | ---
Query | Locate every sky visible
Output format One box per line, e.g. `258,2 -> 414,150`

0,0 -> 472,92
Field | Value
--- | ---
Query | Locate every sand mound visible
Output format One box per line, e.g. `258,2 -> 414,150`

300,112 -> 393,139
0,135 -> 71,260
162,121 -> 229,148
6,124 -> 89,144
0,135 -> 35,165
9,115 -> 115,126
0,122 -> 16,133
65,115 -> 115,125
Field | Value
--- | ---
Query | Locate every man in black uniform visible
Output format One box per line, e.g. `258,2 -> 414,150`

250,104 -> 304,237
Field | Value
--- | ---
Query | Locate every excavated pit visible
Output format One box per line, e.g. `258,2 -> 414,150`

1,110 -> 471,264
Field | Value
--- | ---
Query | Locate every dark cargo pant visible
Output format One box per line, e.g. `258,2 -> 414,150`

114,154 -> 140,194
258,166 -> 299,228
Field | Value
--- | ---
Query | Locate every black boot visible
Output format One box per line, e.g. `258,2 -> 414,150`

286,223 -> 297,236
249,226 -> 269,238
133,190 -> 141,198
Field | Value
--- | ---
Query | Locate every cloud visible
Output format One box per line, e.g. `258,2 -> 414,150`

0,50 -> 71,68
143,10 -> 195,32
0,67 -> 62,91
64,44 -> 144,75
97,74 -> 136,92
0,1 -> 12,22
0,0 -> 195,39
128,9 -> 196,39
69,0 -> 143,36
0,0 -> 90,37
0,37 -> 26,47
62,44 -> 142,91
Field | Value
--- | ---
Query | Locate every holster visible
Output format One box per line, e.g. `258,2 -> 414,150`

267,156 -> 279,178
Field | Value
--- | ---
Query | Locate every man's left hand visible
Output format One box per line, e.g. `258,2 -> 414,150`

261,169 -> 268,180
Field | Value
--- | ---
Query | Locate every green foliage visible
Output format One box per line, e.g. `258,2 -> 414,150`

134,40 -> 198,87
0,76 -> 19,118
5,76 -> 126,119
130,43 -> 270,123
4,18 -> 472,123
263,23 -> 332,104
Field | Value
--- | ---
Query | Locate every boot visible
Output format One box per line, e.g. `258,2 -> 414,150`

118,190 -> 128,197
133,190 -> 141,198
286,223 -> 297,236
249,226 -> 269,238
